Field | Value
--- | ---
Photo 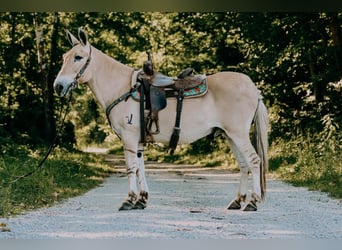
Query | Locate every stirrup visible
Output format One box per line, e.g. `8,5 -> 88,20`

146,117 -> 160,135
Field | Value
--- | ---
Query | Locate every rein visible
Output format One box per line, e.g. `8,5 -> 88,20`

7,46 -> 92,184
8,93 -> 73,184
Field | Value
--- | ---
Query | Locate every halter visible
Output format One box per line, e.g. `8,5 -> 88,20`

69,45 -> 92,90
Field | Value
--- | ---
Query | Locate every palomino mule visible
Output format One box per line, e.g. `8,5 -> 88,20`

53,28 -> 268,211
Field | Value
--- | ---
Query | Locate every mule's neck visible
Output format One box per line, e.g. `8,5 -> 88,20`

86,46 -> 134,111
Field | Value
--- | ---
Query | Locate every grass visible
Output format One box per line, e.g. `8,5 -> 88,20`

0,143 -> 115,218
270,135 -> 342,199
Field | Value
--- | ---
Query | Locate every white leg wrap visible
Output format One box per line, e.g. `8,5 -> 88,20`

248,152 -> 262,200
124,148 -> 139,196
238,167 -> 249,197
136,145 -> 149,194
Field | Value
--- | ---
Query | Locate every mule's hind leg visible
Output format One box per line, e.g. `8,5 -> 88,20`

226,137 -> 249,210
227,167 -> 248,209
134,144 -> 149,209
227,136 -> 262,211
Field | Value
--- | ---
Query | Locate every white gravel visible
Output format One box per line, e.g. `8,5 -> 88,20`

1,162 -> 341,239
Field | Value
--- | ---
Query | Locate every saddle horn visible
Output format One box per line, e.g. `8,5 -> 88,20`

143,51 -> 154,76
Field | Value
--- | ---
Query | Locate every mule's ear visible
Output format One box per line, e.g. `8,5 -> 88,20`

78,27 -> 88,47
66,29 -> 79,47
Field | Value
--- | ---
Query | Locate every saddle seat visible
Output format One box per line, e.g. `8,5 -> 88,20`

147,68 -> 204,90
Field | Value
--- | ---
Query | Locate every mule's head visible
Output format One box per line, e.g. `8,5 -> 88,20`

54,28 -> 92,97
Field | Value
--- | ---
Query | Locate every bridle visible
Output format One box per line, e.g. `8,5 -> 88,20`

67,45 -> 92,93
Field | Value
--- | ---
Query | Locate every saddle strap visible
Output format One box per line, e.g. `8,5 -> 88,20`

169,88 -> 185,155
139,82 -> 146,144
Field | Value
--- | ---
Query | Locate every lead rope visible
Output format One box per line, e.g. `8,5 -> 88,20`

8,93 -> 73,184
6,46 -> 92,185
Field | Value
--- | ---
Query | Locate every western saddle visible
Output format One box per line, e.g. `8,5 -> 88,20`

137,52 -> 206,154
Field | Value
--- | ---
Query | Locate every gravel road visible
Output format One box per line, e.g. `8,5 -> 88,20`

1,154 -> 341,239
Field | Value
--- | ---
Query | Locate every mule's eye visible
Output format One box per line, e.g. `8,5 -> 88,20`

74,55 -> 83,62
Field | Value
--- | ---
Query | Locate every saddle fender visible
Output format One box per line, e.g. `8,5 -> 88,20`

150,85 -> 167,112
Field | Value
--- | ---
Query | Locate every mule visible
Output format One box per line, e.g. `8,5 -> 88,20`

53,28 -> 268,211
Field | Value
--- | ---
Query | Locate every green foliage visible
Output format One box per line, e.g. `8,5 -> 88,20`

0,141 -> 114,217
1,12 -> 341,147
68,88 -> 108,147
0,13 -> 71,144
269,123 -> 341,198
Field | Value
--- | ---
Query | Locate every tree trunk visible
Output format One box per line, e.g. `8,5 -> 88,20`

46,13 -> 60,141
327,13 -> 342,72
34,13 -> 56,142
5,13 -> 17,132
307,50 -> 324,103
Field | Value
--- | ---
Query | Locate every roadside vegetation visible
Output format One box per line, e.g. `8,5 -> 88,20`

0,139 -> 114,217
270,132 -> 341,199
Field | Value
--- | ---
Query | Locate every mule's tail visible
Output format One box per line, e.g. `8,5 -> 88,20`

253,96 -> 269,200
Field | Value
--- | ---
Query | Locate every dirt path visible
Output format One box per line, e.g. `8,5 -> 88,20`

1,153 -> 341,239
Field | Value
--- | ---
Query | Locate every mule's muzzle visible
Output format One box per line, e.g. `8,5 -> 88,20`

54,82 -> 65,96
54,80 -> 75,97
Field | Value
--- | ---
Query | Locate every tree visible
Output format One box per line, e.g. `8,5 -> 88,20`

34,12 -> 59,142
1,12 -> 341,148
0,13 -> 69,145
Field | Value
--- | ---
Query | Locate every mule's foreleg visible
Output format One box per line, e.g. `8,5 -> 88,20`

134,144 -> 149,209
119,148 -> 139,211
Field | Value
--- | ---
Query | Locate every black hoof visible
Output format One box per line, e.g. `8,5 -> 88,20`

133,199 -> 147,209
227,200 -> 241,210
242,201 -> 257,211
118,200 -> 135,211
